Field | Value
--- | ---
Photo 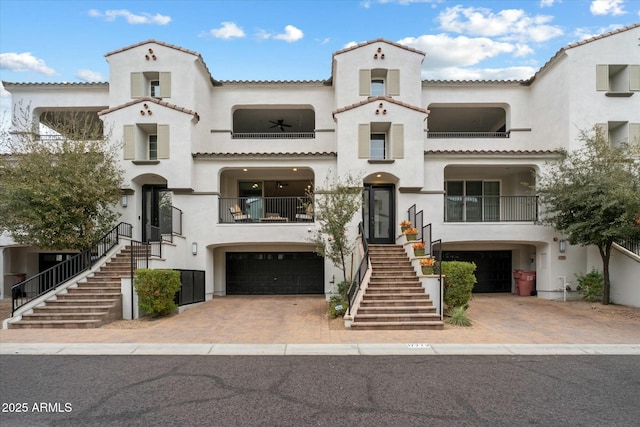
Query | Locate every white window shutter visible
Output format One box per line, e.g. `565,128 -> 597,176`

595,65 -> 609,91
159,72 -> 171,98
358,124 -> 370,158
359,69 -> 371,96
629,123 -> 640,145
629,65 -> 640,91
157,124 -> 170,159
388,69 -> 400,96
391,124 -> 404,159
131,72 -> 144,98
123,125 -> 135,160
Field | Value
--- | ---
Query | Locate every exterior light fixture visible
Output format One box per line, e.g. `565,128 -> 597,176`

559,239 -> 567,253
191,242 -> 198,255
121,195 -> 128,208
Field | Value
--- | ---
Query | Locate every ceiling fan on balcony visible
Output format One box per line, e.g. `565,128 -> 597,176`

269,119 -> 292,132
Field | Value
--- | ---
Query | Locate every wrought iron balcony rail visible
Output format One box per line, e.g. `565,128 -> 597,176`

427,131 -> 510,139
444,195 -> 538,222
220,196 -> 313,223
231,132 -> 315,139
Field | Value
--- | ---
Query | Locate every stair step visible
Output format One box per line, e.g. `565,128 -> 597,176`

8,319 -> 103,329
21,312 -> 108,321
350,321 -> 444,330
355,313 -> 441,322
366,287 -> 425,294
56,293 -> 121,299
362,293 -> 429,300
34,305 -> 116,313
358,306 -> 437,314
360,299 -> 433,307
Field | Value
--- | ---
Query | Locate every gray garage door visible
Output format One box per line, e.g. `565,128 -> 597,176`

226,252 -> 324,295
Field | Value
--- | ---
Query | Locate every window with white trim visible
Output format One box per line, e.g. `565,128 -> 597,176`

123,124 -> 170,161
445,180 -> 500,222
358,122 -> 404,160
359,69 -> 400,97
596,64 -> 640,95
597,122 -> 640,148
148,134 -> 158,160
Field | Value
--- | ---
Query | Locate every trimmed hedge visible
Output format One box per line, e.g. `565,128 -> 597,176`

441,261 -> 477,309
134,269 -> 181,317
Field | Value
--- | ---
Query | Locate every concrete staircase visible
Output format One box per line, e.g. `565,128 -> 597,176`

350,244 -> 443,330
8,248 -> 130,329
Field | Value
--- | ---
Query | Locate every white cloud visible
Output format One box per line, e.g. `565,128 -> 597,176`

89,9 -> 171,25
590,0 -> 626,16
574,24 -> 625,40
273,25 -> 304,42
210,22 -> 245,39
259,25 -> 304,42
0,52 -> 56,75
539,0 -> 558,7
343,41 -> 359,49
398,34 -> 517,68
437,5 -> 563,43
76,69 -> 105,82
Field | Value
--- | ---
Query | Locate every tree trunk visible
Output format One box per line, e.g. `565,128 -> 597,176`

598,242 -> 612,305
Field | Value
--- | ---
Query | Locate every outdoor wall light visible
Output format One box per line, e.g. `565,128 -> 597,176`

191,242 -> 198,256
559,239 -> 567,253
121,195 -> 128,208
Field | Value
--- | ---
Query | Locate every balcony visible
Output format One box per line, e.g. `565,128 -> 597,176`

232,132 -> 315,139
427,131 -> 509,139
444,195 -> 538,222
220,197 -> 314,224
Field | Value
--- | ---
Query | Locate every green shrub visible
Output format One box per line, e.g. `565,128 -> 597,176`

441,261 -> 477,309
328,281 -> 350,319
445,306 -> 472,327
576,269 -> 604,302
134,269 -> 181,317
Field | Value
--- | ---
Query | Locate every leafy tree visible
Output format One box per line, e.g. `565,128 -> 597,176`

535,126 -> 640,304
0,106 -> 123,250
309,173 -> 363,283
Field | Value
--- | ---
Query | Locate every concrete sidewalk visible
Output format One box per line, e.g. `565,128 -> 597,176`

1,294 -> 639,355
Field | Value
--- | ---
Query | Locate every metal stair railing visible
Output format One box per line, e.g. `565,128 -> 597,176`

11,222 -> 133,316
347,222 -> 369,315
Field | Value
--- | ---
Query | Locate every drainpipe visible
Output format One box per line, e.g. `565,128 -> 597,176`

558,276 -> 567,302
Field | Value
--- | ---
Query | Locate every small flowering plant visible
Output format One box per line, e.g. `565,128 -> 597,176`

402,228 -> 418,235
412,242 -> 425,250
420,257 -> 436,267
400,220 -> 412,228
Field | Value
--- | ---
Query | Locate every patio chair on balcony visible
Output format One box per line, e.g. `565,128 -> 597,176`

296,203 -> 314,222
229,206 -> 251,222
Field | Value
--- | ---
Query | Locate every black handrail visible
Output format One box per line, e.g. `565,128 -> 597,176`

616,237 -> 639,256
347,222 -> 369,315
11,222 -> 133,316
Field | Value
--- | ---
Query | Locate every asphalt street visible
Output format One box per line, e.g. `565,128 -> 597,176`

1,355 -> 639,427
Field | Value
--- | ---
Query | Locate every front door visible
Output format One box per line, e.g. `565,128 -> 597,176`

142,185 -> 169,242
364,184 -> 395,244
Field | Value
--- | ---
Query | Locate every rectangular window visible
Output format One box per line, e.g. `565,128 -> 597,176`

370,133 -> 386,160
371,79 -> 385,96
148,135 -> 158,160
150,80 -> 160,97
445,180 -> 501,222
596,64 -> 640,93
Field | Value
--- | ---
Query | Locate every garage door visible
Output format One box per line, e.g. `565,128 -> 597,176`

443,251 -> 512,293
226,252 -> 324,295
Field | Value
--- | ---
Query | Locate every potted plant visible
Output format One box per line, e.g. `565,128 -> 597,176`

400,220 -> 412,233
420,257 -> 436,275
403,228 -> 418,241
412,242 -> 425,256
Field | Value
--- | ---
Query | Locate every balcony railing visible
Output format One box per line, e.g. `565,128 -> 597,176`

231,132 -> 315,139
444,195 -> 538,222
427,131 -> 510,139
220,196 -> 313,223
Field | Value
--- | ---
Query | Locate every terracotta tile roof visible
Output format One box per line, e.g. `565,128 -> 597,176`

333,38 -> 426,57
217,80 -> 330,85
98,97 -> 199,121
529,22 -> 640,85
2,81 -> 108,88
422,80 -> 526,86
104,39 -> 219,87
333,95 -> 429,118
425,149 -> 561,155
193,152 -> 337,158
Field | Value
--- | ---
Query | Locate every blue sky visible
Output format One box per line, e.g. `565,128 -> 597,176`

1,0 -> 639,123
